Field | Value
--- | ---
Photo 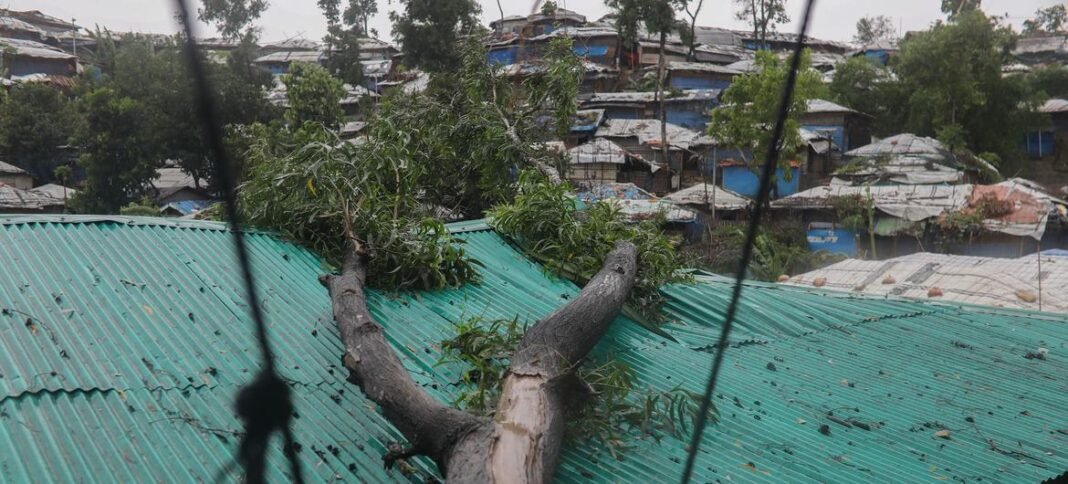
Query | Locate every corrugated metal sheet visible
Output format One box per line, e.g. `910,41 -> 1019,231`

1,216 -> 1067,483
785,252 -> 1068,313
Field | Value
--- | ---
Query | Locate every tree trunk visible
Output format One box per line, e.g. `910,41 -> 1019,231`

657,31 -> 669,186
325,241 -> 639,482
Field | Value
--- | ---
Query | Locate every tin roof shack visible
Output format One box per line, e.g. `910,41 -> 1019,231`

0,14 -> 49,42
772,179 -> 1068,259
521,8 -> 586,38
0,183 -> 67,213
151,167 -> 212,206
596,118 -> 715,193
1025,98 -> 1068,164
0,38 -> 76,77
581,89 -> 721,130
0,161 -> 33,190
566,137 -> 662,185
838,133 -> 999,186
634,41 -> 689,68
1012,33 -> 1068,65
575,182 -> 697,229
852,41 -> 899,66
254,38 -> 323,75
4,216 -> 1066,483
645,62 -> 742,91
489,15 -> 527,37
0,9 -> 79,35
800,99 -> 871,152
786,251 -> 1068,313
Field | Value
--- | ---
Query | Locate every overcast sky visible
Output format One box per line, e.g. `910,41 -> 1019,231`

3,0 -> 1057,43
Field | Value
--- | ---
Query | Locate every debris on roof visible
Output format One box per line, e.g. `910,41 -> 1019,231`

584,89 -> 721,105
598,119 -> 716,150
835,155 -> 964,185
161,199 -> 215,217
570,108 -> 606,133
2,216 -> 1065,482
786,251 -> 1068,313
662,183 -> 751,210
775,179 -> 1066,240
845,133 -> 952,159
567,138 -> 629,165
576,183 -> 696,223
773,184 -> 972,220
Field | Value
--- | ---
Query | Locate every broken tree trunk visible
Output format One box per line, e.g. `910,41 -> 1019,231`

325,241 -> 639,482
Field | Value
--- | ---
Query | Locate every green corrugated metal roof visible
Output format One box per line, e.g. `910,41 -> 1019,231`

1,215 -> 1066,482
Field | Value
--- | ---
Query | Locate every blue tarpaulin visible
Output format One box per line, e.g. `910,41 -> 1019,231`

721,165 -> 800,199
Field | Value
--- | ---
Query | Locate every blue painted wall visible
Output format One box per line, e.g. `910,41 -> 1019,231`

487,47 -> 519,66
802,124 -> 846,150
807,226 -> 858,256
721,165 -> 800,199
665,108 -> 710,130
669,75 -> 732,91
10,58 -> 72,77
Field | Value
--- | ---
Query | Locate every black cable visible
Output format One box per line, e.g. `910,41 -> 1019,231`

170,1 -> 304,482
679,1 -> 818,482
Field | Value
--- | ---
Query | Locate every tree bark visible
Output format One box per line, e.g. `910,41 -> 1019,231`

326,241 -> 639,482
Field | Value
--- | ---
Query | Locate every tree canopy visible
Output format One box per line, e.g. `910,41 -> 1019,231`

853,15 -> 897,45
198,0 -> 268,40
0,84 -> 76,181
708,50 -> 825,176
734,0 -> 790,47
390,0 -> 482,73
1023,4 -> 1067,34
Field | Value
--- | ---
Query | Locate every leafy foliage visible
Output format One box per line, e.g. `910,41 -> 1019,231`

1023,4 -> 1067,34
439,315 -> 718,454
683,221 -> 844,280
892,11 -> 1042,162
282,63 -> 345,129
0,83 -> 76,181
198,0 -> 268,40
119,198 -> 162,216
853,15 -> 897,45
734,0 -> 790,46
70,88 -> 158,213
941,0 -> 982,21
390,0 -> 482,73
488,171 -> 683,312
240,123 -> 479,290
708,50 -> 826,185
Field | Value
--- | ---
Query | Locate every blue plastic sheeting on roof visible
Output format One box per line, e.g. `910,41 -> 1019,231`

669,75 -> 732,91
666,108 -> 711,130
1041,248 -> 1068,257
162,199 -> 214,216
487,47 -> 518,66
573,45 -> 609,57
722,165 -> 800,199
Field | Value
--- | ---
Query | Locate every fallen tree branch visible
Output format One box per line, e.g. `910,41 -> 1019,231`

327,241 -> 638,482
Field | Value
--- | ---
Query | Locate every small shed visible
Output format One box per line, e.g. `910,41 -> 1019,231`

800,99 -> 871,151
649,62 -> 742,91
1025,98 -> 1068,162
0,161 -> 33,190
0,37 -> 77,77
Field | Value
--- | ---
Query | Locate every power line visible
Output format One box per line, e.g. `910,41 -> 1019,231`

170,1 -> 304,482
679,0 -> 819,482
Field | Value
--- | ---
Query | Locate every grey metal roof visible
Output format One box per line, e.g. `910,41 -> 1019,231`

0,160 -> 28,175
28,183 -> 76,200
806,98 -> 861,115
254,50 -> 324,64
584,89 -> 720,104
0,37 -> 74,60
654,61 -> 742,74
153,168 -> 196,190
663,183 -> 751,210
845,133 -> 952,159
834,156 -> 963,185
1039,98 -> 1068,114
598,119 -> 716,149
568,138 -> 629,165
786,251 -> 1068,313
0,183 -> 59,210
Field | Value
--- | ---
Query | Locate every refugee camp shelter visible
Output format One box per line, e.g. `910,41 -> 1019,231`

786,251 -> 1068,313
2,215 -> 1065,483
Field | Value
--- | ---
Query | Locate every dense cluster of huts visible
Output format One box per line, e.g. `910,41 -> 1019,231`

3,7 -> 1068,257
